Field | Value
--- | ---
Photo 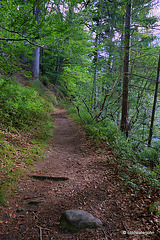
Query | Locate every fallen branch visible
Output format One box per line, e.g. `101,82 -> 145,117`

32,211 -> 38,219
26,199 -> 45,205
36,225 -> 51,237
36,225 -> 50,240
29,175 -> 70,181
36,225 -> 43,240
24,194 -> 45,200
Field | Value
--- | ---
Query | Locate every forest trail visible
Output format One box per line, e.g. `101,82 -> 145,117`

0,109 -> 157,240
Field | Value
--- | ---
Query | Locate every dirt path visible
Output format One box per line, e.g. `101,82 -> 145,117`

0,109 -> 158,240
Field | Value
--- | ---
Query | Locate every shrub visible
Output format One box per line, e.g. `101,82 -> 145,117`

137,146 -> 160,168
0,76 -> 55,205
0,77 -> 53,129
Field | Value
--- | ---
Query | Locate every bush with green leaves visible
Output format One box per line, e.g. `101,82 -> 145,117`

0,77 -> 53,130
0,76 -> 56,205
137,144 -> 160,169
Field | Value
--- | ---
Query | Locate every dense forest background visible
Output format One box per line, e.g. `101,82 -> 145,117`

0,0 -> 160,218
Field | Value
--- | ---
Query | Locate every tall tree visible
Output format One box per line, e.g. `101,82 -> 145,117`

32,5 -> 40,78
21,0 -> 27,64
120,0 -> 132,137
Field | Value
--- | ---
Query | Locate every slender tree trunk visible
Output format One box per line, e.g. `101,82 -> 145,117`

55,56 -> 60,85
148,51 -> 160,147
32,48 -> 40,78
91,3 -> 104,109
107,28 -> 114,72
92,34 -> 99,109
92,19 -> 102,109
120,0 -> 132,137
117,28 -> 124,126
54,3 -> 64,85
32,6 -> 40,78
21,0 -> 27,64
41,47 -> 44,75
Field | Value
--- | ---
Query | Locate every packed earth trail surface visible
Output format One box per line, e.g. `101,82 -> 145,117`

0,109 -> 159,240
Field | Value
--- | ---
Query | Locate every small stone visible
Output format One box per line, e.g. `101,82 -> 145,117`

60,209 -> 102,231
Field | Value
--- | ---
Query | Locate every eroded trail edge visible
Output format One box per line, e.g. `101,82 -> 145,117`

0,109 -> 157,240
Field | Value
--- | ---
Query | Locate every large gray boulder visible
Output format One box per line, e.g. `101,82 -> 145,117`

60,209 -> 102,231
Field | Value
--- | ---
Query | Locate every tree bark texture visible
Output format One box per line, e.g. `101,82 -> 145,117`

21,0 -> 27,64
32,6 -> 40,78
32,48 -> 40,78
120,0 -> 132,137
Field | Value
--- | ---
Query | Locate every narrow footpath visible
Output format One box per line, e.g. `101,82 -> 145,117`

0,109 -> 158,240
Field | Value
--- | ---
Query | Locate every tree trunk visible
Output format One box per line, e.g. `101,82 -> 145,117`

120,0 -> 132,137
32,48 -> 40,78
21,0 -> 27,64
92,18 -> 102,109
41,47 -> 44,75
32,6 -> 40,78
117,28 -> 124,126
92,35 -> 99,109
148,51 -> 160,147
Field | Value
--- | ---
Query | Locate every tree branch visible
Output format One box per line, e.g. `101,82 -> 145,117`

0,37 -> 44,48
93,74 -> 120,121
82,99 -> 93,118
1,25 -> 28,37
76,106 -> 87,123
0,26 -> 44,48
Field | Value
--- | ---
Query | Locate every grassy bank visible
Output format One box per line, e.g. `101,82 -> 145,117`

0,77 -> 56,205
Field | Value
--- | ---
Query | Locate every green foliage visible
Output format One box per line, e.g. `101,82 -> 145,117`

0,191 -> 7,206
0,134 -> 48,205
41,76 -> 50,86
137,145 -> 160,168
67,105 -> 160,192
0,0 -> 160,205
0,76 -> 56,205
0,77 -> 54,130
149,201 -> 160,216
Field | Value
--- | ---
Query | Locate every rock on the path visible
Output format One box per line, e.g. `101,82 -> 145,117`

60,209 -> 102,231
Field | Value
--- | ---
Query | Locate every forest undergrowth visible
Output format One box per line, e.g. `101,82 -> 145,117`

65,104 -> 160,224
0,75 -> 159,227
0,76 -> 56,205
